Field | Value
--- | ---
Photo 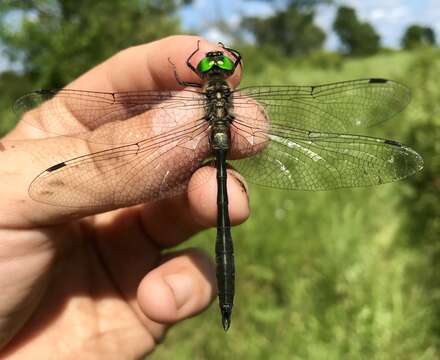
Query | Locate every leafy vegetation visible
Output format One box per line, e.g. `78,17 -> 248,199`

401,25 -> 437,50
241,5 -> 325,57
0,0 -> 183,88
333,6 -> 381,56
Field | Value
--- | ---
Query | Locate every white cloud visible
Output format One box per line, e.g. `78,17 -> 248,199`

370,8 -> 385,20
202,28 -> 232,44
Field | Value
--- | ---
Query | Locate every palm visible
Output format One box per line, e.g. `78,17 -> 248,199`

1,209 -> 165,358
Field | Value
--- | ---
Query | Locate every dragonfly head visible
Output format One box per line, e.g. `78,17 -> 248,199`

196,51 -> 236,78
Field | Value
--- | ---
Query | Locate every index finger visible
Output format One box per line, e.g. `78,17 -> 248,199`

70,35 -> 242,92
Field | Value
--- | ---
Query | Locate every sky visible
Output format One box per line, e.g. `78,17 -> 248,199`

1,1 -> 439,71
180,0 -> 440,50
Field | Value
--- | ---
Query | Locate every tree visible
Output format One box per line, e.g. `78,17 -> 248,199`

0,0 -> 185,88
401,25 -> 436,50
242,3 -> 327,57
333,6 -> 380,56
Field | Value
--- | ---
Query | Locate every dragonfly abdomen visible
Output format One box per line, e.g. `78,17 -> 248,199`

204,75 -> 236,330
215,148 -> 234,331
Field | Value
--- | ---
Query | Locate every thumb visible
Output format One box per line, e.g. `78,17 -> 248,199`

137,249 -> 216,325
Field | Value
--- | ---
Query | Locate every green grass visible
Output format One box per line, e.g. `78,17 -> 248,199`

150,49 -> 439,360
0,48 -> 437,359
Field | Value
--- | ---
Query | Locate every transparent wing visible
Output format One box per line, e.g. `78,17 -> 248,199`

229,118 -> 423,190
14,88 -> 206,142
232,79 -> 410,133
29,117 -> 211,208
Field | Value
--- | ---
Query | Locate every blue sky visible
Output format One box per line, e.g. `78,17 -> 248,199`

1,1 -> 438,70
180,0 -> 440,50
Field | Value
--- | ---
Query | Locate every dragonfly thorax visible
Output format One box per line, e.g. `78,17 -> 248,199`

203,76 -> 231,93
204,77 -> 233,151
204,78 -> 233,119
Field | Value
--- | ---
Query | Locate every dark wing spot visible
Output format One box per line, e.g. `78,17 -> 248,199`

47,162 -> 66,172
369,78 -> 388,84
0,142 -> 5,152
384,139 -> 402,147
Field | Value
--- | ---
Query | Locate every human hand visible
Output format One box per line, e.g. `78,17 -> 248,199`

0,35 -> 249,359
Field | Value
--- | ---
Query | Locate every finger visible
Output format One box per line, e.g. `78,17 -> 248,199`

137,248 -> 216,325
70,35 -> 242,92
140,166 -> 249,248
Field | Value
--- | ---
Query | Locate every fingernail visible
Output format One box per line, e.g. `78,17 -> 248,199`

234,176 -> 249,198
226,168 -> 249,197
164,274 -> 193,310
237,178 -> 248,194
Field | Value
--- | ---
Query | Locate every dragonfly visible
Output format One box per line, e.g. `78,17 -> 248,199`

14,41 -> 423,331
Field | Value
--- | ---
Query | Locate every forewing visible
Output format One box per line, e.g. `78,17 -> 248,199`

15,89 -> 206,142
232,79 -> 410,133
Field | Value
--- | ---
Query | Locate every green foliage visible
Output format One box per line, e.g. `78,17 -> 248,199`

0,71 -> 33,135
236,43 -> 286,77
397,48 -> 440,347
242,5 -> 325,57
260,0 -> 333,10
401,25 -> 437,50
333,6 -> 381,56
0,0 -> 183,88
304,50 -> 343,70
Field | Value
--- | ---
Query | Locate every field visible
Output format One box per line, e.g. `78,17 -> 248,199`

150,49 -> 440,359
0,47 -> 438,359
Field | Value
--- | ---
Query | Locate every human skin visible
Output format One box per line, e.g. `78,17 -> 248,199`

0,35 -> 250,359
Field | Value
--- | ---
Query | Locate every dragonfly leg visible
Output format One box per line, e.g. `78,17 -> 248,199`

167,57 -> 202,88
185,40 -> 202,76
218,42 -> 243,72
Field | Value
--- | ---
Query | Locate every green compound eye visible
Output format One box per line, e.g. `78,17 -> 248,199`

197,55 -> 235,73
217,56 -> 234,71
197,57 -> 214,73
